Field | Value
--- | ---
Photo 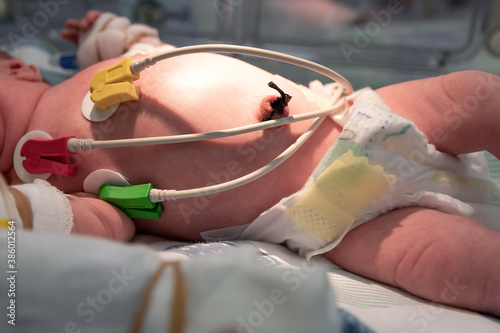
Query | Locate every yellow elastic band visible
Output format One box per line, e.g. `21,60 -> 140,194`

129,261 -> 186,333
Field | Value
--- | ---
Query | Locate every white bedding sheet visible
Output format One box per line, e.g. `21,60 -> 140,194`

134,234 -> 500,333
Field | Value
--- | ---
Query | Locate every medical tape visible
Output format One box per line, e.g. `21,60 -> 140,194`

288,149 -> 396,244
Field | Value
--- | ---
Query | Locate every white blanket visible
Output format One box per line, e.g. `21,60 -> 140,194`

136,234 -> 500,333
0,231 -> 342,333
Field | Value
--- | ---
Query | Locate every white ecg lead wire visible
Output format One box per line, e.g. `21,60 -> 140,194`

73,44 -> 352,202
148,114 -> 327,202
128,44 -> 354,95
67,100 -> 345,152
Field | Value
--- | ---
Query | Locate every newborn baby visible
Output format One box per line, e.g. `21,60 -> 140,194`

1,11 -> 499,317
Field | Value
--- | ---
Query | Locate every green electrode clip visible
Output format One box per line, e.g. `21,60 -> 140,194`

99,183 -> 164,220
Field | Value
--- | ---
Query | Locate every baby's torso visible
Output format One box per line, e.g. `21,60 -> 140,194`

5,53 -> 342,240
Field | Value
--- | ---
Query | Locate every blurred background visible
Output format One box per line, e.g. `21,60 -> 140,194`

0,0 -> 498,87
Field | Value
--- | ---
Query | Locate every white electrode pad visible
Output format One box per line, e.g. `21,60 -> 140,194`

83,169 -> 130,194
13,130 -> 53,183
81,91 -> 121,122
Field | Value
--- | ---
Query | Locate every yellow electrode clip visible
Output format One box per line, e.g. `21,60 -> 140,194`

89,57 -> 140,110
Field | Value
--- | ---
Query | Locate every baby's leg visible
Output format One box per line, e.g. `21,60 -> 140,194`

377,71 -> 500,159
325,207 -> 500,317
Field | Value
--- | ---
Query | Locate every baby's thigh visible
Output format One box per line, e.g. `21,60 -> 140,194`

328,207 -> 493,276
325,207 -> 500,312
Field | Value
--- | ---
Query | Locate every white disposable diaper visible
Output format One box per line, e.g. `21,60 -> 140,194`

13,179 -> 73,234
202,88 -> 500,258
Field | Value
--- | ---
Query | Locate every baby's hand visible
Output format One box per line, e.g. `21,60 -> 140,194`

68,192 -> 135,241
61,10 -> 102,44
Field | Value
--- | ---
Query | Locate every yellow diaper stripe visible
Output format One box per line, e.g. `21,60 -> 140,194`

288,150 -> 396,243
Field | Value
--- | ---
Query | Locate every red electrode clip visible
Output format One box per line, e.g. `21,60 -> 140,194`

20,136 -> 77,177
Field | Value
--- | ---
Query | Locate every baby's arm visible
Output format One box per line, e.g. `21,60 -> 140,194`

61,11 -> 173,69
68,193 -> 135,241
9,179 -> 135,241
325,207 -> 500,317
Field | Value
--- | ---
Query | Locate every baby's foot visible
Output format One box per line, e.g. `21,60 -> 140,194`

61,10 -> 102,44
